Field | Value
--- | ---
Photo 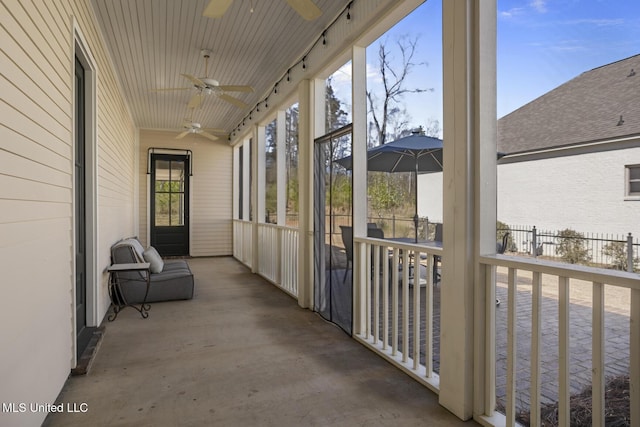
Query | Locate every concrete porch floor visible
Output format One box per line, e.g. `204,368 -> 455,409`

45,257 -> 475,427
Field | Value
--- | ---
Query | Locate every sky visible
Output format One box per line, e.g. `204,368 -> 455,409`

331,0 -> 640,134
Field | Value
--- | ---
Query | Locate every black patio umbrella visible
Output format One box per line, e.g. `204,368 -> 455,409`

336,131 -> 444,243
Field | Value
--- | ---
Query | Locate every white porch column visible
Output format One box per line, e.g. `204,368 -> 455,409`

351,44 -> 368,335
276,110 -> 287,226
256,125 -> 266,223
297,79 -> 314,308
440,0 -> 497,420
252,125 -> 266,272
233,145 -> 239,219
242,139 -> 250,221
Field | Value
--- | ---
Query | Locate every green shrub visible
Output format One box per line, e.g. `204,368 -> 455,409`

602,241 -> 638,271
556,229 -> 591,264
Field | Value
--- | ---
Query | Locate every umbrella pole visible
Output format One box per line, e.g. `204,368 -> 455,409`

414,161 -> 419,243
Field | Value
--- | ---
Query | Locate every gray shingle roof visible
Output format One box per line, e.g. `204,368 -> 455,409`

497,54 -> 640,155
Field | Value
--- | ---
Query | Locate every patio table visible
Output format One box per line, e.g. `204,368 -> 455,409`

384,237 -> 442,285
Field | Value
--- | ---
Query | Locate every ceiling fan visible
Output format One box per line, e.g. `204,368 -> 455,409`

176,121 -> 227,141
203,0 -> 322,21
154,49 -> 254,110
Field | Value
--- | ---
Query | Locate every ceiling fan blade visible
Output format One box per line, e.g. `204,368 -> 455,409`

151,87 -> 191,92
182,74 -> 205,87
217,85 -> 254,93
286,0 -> 322,21
218,93 -> 248,109
188,94 -> 204,109
199,131 -> 220,141
176,131 -> 190,139
203,0 -> 234,18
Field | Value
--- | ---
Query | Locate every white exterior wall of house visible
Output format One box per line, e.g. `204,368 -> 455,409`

1,2 -> 137,426
138,130 -> 233,256
497,144 -> 640,237
417,172 -> 444,223
418,143 -> 640,238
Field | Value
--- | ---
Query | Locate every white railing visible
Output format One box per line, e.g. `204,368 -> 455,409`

233,220 -> 253,267
479,254 -> 640,427
257,223 -> 299,297
353,236 -> 443,394
233,220 -> 298,298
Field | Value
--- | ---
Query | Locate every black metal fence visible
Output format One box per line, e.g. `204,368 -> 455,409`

499,224 -> 640,272
264,212 -> 640,272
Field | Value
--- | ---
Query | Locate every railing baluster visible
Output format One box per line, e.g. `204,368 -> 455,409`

402,249 -> 410,362
392,248 -> 399,356
485,265 -> 496,415
366,243 -> 372,339
558,276 -> 570,427
383,244 -> 389,350
530,271 -> 542,427
412,250 -> 421,370
592,281 -> 605,427
506,267 -> 517,427
373,244 -> 380,344
425,254 -> 433,378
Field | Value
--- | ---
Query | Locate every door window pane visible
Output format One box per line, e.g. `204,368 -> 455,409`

155,194 -> 170,225
154,159 -> 186,226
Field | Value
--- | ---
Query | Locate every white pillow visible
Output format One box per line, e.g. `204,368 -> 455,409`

143,246 -> 164,273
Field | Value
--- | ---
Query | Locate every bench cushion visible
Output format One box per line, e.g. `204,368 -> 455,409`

110,238 -> 194,304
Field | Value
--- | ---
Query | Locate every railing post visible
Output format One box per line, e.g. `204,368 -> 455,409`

532,226 -> 538,258
628,233 -> 634,273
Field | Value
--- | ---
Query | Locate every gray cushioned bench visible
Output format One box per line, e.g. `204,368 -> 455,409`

110,238 -> 194,304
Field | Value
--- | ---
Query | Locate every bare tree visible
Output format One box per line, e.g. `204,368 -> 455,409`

423,117 -> 441,138
367,35 -> 432,145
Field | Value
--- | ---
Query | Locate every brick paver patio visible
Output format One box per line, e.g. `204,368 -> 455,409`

493,267 -> 630,414
334,251 -> 632,416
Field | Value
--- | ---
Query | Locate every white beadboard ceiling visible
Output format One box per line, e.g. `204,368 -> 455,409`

90,0 -> 359,136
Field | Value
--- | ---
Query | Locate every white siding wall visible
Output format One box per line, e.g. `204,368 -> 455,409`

0,1 -> 137,426
497,146 -> 640,236
139,130 -> 233,256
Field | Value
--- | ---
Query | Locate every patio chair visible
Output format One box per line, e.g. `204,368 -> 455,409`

340,225 -> 354,282
367,227 -> 387,273
495,232 -> 510,306
497,232 -> 510,254
340,225 -> 386,282
433,223 -> 443,283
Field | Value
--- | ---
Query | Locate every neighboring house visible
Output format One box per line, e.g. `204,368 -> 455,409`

419,53 -> 640,238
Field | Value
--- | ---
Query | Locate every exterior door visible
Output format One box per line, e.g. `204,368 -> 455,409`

313,129 -> 353,335
150,154 -> 190,256
75,56 -> 90,359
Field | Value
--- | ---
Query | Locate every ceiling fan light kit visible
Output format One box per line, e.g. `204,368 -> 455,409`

175,121 -> 228,142
153,48 -> 253,112
157,0 -> 341,140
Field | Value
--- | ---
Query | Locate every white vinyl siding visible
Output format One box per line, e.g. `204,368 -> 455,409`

0,1 -> 137,426
139,130 -> 233,256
